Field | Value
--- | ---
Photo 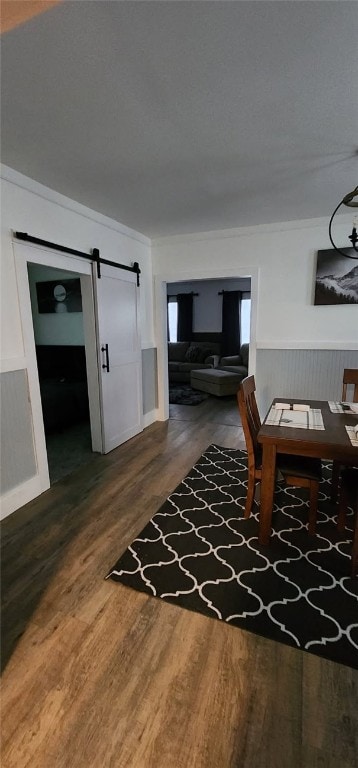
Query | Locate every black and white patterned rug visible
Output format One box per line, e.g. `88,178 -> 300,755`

107,444 -> 358,669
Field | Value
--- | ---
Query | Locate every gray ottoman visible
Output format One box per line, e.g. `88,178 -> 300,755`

190,368 -> 243,397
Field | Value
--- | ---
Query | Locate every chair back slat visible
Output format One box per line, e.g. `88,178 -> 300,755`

237,376 -> 261,472
342,368 -> 358,403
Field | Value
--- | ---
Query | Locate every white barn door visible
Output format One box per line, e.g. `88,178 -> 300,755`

93,263 -> 143,453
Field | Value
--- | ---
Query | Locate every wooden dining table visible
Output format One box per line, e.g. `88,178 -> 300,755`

257,398 -> 358,545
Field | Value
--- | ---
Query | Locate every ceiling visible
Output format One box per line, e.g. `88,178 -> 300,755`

1,1 -> 357,238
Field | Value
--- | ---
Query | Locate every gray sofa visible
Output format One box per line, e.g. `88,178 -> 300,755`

218,343 -> 249,379
189,342 -> 249,396
168,341 -> 220,383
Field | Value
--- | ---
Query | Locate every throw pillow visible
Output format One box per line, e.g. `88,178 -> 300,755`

185,345 -> 202,362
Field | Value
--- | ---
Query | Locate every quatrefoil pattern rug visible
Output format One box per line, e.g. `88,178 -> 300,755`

107,444 -> 358,669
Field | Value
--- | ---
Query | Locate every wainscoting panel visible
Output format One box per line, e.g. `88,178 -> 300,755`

0,370 -> 37,494
142,347 -> 158,415
256,348 -> 358,417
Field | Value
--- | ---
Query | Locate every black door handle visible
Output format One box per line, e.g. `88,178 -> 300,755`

101,344 -> 110,372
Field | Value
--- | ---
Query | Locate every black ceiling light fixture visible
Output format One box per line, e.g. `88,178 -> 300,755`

329,185 -> 358,259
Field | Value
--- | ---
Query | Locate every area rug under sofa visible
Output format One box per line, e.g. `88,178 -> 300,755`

169,384 -> 209,405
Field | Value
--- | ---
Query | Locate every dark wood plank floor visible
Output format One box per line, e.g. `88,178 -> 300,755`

1,400 -> 357,768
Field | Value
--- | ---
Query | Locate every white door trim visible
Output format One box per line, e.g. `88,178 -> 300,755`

154,266 -> 259,421
13,240 -> 102,502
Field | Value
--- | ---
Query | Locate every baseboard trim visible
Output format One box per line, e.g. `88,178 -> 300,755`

142,409 -> 159,428
0,474 -> 49,520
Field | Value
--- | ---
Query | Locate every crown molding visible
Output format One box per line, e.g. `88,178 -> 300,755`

0,164 -> 150,246
152,213 -> 353,247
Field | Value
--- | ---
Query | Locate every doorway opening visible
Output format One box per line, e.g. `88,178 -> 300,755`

27,262 -> 95,483
166,276 -> 251,429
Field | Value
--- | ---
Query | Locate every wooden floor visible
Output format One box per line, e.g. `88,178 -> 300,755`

1,401 -> 357,768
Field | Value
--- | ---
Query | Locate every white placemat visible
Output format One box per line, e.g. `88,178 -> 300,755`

328,401 -> 358,415
266,407 -> 324,430
345,426 -> 358,447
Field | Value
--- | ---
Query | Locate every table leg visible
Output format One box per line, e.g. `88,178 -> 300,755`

259,443 -> 277,545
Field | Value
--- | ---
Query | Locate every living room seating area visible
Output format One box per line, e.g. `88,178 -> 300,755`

168,340 -> 220,383
168,339 -> 249,392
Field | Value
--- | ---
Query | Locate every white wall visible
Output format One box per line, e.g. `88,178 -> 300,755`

154,217 -> 357,349
152,216 -> 358,418
1,165 -> 154,365
0,165 -> 154,516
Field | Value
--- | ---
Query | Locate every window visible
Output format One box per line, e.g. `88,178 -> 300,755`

168,299 -> 178,342
240,294 -> 251,345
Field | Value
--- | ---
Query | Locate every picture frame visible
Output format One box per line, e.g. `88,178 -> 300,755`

314,249 -> 358,305
36,278 -> 82,313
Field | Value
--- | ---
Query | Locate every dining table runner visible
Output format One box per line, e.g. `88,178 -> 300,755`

328,401 -> 358,415
266,407 -> 324,430
345,425 -> 358,448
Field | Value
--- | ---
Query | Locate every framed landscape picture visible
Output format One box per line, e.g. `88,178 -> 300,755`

314,249 -> 358,305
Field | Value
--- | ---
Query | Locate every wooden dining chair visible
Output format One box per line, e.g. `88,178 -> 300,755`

237,376 -> 322,533
337,467 -> 358,577
331,368 -> 358,503
342,368 -> 358,403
